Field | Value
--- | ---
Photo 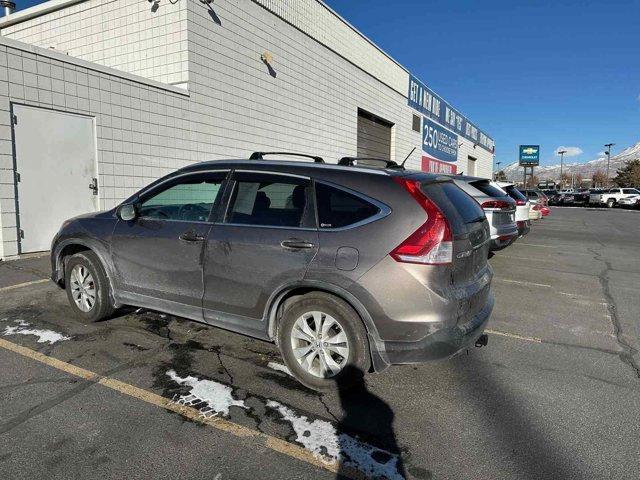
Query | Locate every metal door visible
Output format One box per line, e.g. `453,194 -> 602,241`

12,104 -> 97,253
356,109 -> 393,159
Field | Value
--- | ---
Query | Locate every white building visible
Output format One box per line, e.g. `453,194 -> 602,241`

0,0 -> 494,259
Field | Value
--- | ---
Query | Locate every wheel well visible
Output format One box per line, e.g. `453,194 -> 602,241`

268,287 -> 370,339
56,244 -> 92,287
268,287 -> 376,372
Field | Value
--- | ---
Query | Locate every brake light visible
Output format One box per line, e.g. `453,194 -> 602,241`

481,200 -> 513,211
515,199 -> 527,206
532,204 -> 541,211
391,178 -> 453,265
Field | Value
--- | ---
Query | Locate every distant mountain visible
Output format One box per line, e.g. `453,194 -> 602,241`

500,142 -> 640,182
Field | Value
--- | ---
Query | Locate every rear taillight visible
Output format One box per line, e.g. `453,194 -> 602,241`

391,178 -> 453,265
515,199 -> 527,206
532,204 -> 541,211
481,200 -> 513,211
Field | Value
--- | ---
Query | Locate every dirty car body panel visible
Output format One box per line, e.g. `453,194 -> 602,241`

51,159 -> 495,375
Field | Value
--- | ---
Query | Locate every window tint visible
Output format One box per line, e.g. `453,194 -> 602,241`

469,180 -> 507,198
623,188 -> 640,194
226,173 -> 309,227
139,175 -> 224,221
423,182 -> 485,225
316,183 -> 379,229
505,185 -> 528,203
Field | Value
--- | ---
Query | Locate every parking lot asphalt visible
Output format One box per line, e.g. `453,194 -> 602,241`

0,207 -> 639,480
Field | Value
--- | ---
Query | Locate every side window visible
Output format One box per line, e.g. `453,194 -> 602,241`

623,188 -> 639,194
316,183 -> 380,229
139,174 -> 225,222
226,173 -> 310,227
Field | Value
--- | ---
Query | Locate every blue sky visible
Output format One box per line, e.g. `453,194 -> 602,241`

324,0 -> 640,167
17,0 -> 640,167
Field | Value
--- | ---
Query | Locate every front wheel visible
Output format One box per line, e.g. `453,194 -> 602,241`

606,198 -> 616,208
64,251 -> 115,322
277,293 -> 370,391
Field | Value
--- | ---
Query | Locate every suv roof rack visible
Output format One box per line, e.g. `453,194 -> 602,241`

338,157 -> 401,169
249,152 -> 325,163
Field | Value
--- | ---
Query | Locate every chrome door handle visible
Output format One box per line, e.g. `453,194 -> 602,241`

179,230 -> 205,242
281,239 -> 315,250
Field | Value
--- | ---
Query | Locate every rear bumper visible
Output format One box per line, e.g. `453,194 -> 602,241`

378,292 -> 494,365
517,220 -> 531,237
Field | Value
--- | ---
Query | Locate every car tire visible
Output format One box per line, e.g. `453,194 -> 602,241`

606,199 -> 615,208
277,292 -> 370,391
64,251 -> 115,322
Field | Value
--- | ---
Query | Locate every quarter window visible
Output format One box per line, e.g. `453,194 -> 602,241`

226,173 -> 309,227
316,183 -> 380,229
139,174 -> 225,222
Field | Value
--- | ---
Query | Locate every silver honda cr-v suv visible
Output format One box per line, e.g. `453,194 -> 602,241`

51,154 -> 494,390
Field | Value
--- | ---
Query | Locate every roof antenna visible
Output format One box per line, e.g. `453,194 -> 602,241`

399,147 -> 417,169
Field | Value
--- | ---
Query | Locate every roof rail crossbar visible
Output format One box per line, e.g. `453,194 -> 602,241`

338,157 -> 401,169
249,152 -> 325,163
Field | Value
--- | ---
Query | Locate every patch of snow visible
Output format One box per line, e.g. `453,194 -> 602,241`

2,320 -> 70,344
267,362 -> 292,376
166,370 -> 247,417
266,400 -> 404,480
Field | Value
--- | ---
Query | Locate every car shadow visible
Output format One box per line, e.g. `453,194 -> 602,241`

334,365 -> 407,479
453,357 -> 582,479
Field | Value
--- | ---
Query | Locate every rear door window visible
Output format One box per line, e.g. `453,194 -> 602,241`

225,172 -> 311,227
315,183 -> 380,229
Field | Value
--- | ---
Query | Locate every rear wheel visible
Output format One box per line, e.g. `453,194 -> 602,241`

277,292 -> 369,391
64,251 -> 115,322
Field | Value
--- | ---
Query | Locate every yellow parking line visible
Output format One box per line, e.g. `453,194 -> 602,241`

0,337 -> 361,479
0,279 -> 50,292
485,329 -> 542,343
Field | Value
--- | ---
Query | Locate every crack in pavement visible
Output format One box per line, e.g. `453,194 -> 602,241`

588,245 -> 640,379
214,348 -> 234,384
317,394 -> 339,423
0,346 -> 166,435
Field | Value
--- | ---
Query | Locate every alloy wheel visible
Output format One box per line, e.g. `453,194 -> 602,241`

70,264 -> 96,313
290,311 -> 349,378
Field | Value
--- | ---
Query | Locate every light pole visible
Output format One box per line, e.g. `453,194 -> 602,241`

605,143 -> 614,186
557,149 -> 567,189
494,161 -> 501,180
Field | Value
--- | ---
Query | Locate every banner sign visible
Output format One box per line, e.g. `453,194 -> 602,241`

408,75 -> 495,154
422,117 -> 458,163
421,155 -> 457,174
519,145 -> 540,166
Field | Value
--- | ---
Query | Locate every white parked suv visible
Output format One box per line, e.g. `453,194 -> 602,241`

589,188 -> 640,208
497,182 -> 531,236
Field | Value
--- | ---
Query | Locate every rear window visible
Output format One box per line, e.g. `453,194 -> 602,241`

421,181 -> 485,226
469,180 -> 507,198
316,183 -> 380,229
505,185 -> 527,203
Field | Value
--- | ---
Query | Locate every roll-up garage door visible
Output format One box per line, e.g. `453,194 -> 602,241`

357,109 -> 393,159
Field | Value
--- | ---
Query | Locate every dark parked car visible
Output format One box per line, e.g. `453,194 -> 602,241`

51,154 -> 493,390
569,189 -> 591,206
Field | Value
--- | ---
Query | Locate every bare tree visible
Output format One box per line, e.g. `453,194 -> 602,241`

592,170 -> 607,187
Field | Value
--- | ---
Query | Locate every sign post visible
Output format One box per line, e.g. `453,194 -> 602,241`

519,145 -> 540,188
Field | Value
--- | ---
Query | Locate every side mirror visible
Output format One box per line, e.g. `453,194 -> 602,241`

117,204 -> 138,221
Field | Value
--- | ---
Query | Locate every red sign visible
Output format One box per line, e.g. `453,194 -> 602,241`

421,155 -> 457,174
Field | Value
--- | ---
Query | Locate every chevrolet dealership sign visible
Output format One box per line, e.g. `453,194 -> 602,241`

519,145 -> 540,166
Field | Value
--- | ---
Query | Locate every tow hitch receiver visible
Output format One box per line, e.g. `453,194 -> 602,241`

475,334 -> 488,348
